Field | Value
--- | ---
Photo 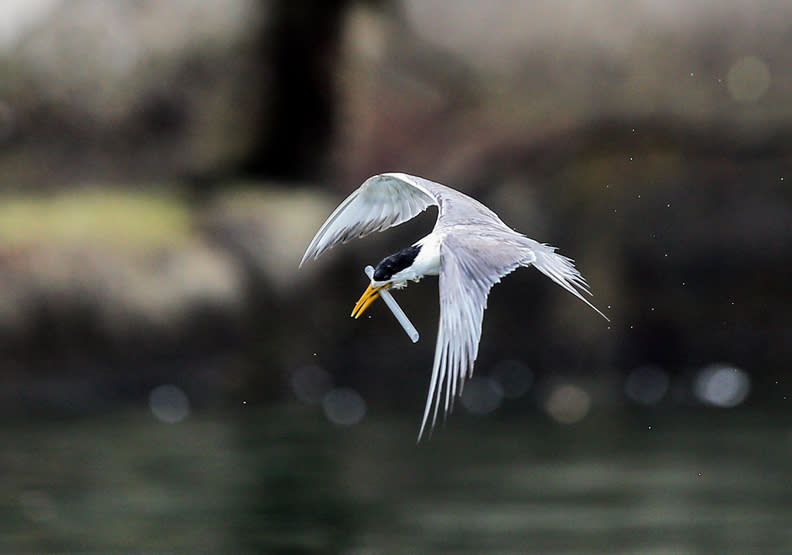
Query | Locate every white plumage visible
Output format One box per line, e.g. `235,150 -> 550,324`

301,173 -> 608,440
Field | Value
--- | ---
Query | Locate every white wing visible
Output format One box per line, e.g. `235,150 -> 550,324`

299,174 -> 438,266
300,172 -> 509,266
418,230 -> 537,441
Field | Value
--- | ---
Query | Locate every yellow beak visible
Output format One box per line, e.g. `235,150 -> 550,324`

351,282 -> 390,319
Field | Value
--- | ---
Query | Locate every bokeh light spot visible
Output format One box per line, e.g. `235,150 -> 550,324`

544,384 -> 591,424
322,387 -> 367,426
727,55 -> 770,102
290,364 -> 332,405
693,364 -> 750,408
149,384 -> 190,424
460,377 -> 504,415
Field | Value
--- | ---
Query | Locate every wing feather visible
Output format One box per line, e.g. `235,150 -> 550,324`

418,231 -> 534,441
300,172 -> 512,266
299,174 -> 438,266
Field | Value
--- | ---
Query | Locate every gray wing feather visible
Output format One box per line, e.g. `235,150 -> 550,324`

300,173 -> 508,266
418,229 -> 536,441
416,229 -> 608,440
385,173 -> 507,227
528,240 -> 609,321
299,174 -> 438,266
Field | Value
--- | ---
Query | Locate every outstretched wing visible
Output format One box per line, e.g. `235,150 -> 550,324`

418,229 -> 536,441
300,172 -> 509,266
299,174 -> 438,266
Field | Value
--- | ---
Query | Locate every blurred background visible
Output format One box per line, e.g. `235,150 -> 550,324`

1,0 -> 791,552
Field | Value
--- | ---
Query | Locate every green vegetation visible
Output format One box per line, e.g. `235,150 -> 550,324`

0,189 -> 192,247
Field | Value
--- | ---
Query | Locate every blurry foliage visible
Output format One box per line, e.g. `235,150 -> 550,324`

0,189 -> 190,246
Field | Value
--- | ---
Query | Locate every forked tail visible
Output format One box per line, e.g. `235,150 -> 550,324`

529,241 -> 609,321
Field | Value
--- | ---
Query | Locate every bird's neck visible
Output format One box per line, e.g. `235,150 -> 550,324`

410,234 -> 442,278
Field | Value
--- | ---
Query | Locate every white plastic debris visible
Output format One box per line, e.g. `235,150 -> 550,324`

365,265 -> 419,343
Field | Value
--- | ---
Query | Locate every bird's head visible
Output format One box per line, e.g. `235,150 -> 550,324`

350,245 -> 421,318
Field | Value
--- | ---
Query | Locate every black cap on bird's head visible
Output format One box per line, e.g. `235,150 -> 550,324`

373,245 -> 421,282
351,244 -> 422,319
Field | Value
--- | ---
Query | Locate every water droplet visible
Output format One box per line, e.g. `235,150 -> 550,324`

690,72 -> 695,77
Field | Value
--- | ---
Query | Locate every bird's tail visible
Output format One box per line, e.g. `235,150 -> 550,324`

528,240 -> 609,321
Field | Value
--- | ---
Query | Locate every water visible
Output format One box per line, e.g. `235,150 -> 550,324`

2,406 -> 791,553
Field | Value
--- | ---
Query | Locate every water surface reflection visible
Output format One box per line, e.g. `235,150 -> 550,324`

2,406 -> 790,553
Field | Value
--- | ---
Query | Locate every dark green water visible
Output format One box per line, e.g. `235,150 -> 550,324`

2,405 -> 791,553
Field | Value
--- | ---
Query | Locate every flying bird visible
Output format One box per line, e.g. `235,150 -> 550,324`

300,173 -> 608,440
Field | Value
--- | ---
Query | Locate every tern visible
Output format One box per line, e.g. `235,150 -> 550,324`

300,173 -> 608,440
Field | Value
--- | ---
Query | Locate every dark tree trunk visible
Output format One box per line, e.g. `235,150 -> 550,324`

239,0 -> 352,180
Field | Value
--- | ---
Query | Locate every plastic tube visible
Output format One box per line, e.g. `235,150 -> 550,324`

365,265 -> 419,343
